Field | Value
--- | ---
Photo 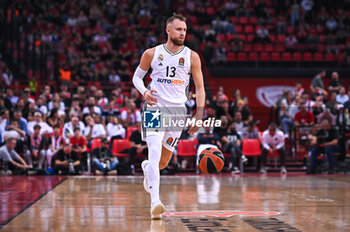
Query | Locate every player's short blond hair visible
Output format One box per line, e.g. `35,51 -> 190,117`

166,13 -> 186,27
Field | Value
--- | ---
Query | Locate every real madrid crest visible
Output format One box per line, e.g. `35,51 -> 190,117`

158,54 -> 164,66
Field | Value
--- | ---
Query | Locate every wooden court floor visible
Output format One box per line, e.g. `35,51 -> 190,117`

1,174 -> 350,232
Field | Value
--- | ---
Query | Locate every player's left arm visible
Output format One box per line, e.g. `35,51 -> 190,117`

188,51 -> 206,135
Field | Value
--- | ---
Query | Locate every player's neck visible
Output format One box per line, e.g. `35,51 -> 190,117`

164,41 -> 183,54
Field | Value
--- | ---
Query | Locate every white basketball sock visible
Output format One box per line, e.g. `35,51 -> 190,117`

146,135 -> 162,204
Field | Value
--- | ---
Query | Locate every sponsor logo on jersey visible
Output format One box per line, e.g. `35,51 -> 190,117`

179,57 -> 185,67
157,78 -> 185,85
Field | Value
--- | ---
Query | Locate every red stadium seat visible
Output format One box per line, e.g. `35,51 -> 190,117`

281,52 -> 291,61
264,43 -> 274,52
318,44 -> 326,52
244,25 -> 254,34
237,52 -> 247,61
177,140 -> 196,157
239,16 -> 248,24
126,127 -> 138,139
230,16 -> 238,24
292,52 -> 302,61
303,52 -> 313,61
314,52 -> 324,62
243,43 -> 253,52
112,139 -> 130,157
217,33 -> 226,42
248,52 -> 258,61
235,25 -> 243,33
91,139 -> 101,151
253,43 -> 264,52
275,44 -> 285,52
277,35 -> 286,43
237,34 -> 246,41
247,34 -> 255,42
248,16 -> 258,24
226,52 -> 236,61
259,52 -> 270,61
227,34 -> 236,42
325,53 -> 335,62
271,52 -> 281,61
286,26 -> 295,34
242,139 -> 261,156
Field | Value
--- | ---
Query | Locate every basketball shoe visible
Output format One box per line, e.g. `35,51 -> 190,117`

151,201 -> 165,220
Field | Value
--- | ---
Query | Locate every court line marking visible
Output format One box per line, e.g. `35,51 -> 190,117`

0,177 -> 68,229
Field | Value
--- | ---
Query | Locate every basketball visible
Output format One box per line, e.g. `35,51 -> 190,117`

198,147 -> 225,174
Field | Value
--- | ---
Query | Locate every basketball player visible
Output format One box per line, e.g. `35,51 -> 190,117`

132,13 -> 205,219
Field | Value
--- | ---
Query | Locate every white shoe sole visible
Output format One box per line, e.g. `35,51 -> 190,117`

151,203 -> 165,220
141,160 -> 149,193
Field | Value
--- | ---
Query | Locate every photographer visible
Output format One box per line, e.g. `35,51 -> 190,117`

91,138 -> 119,175
54,144 -> 81,175
309,118 -> 339,174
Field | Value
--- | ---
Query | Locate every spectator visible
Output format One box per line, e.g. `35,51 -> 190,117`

25,124 -> 46,169
107,115 -> 125,141
260,123 -> 287,174
312,95 -> 326,121
28,111 -> 53,135
13,110 -> 27,135
233,111 -> 246,137
6,89 -> 18,107
280,91 -> 294,134
70,127 -> 88,171
220,121 -> 246,174
317,109 -> 336,126
43,125 -> 64,169
83,115 -> 106,144
328,72 -> 343,94
0,138 -> 29,175
0,68 -> 13,86
242,121 -> 260,141
290,0 -> 300,26
285,34 -> 298,52
54,144 -> 81,175
326,91 -> 339,115
62,115 -> 85,144
310,70 -> 328,97
120,99 -> 141,127
91,138 -> 119,175
96,90 -> 108,108
309,118 -> 339,174
294,102 -> 315,127
83,97 -> 102,116
343,89 -> 350,112
36,96 -> 48,120
325,16 -> 338,34
335,104 -> 349,162
48,93 -> 65,112
46,108 -> 64,128
336,86 -> 348,104
254,25 -> 270,43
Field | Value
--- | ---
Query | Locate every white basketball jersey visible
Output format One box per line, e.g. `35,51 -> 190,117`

149,44 -> 191,104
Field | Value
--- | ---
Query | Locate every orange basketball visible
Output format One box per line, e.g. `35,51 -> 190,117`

198,147 -> 225,174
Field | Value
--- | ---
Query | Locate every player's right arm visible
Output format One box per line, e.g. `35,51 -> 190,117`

132,48 -> 158,106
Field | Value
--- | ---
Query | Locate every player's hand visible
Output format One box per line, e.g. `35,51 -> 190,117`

188,113 -> 203,135
144,89 -> 158,106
